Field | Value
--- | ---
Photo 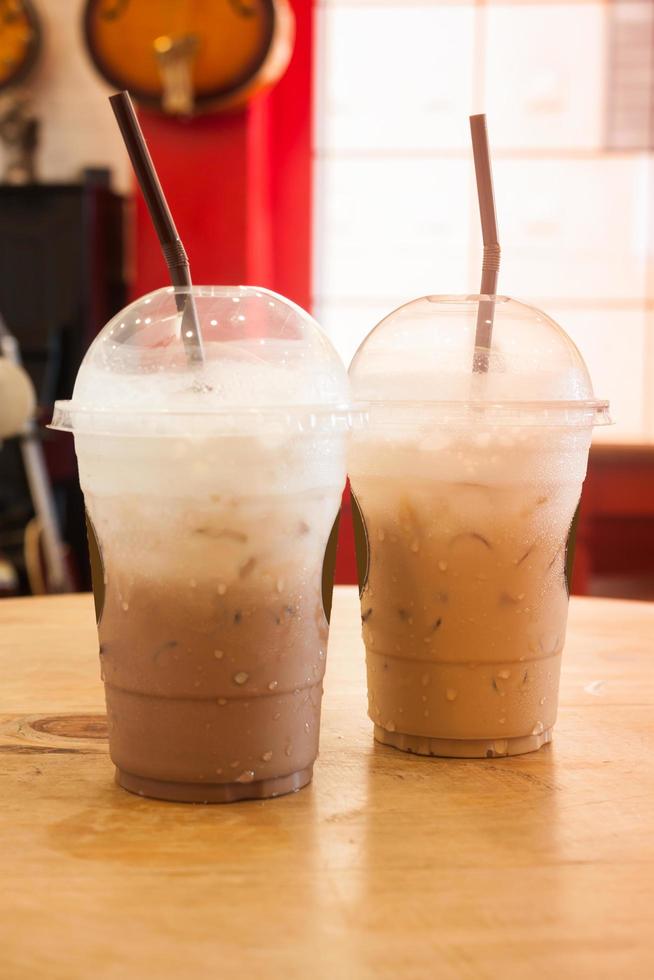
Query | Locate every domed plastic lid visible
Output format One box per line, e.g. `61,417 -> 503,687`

349,295 -> 610,427
52,286 -> 351,436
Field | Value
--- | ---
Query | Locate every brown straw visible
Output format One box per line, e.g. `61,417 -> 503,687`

469,113 -> 500,373
109,91 -> 204,364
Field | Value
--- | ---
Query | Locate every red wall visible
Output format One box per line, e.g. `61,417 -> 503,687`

132,0 -> 313,310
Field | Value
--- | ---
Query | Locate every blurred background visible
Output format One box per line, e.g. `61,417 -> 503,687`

0,0 -> 653,598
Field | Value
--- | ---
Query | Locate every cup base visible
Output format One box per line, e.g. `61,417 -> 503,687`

374,725 -> 552,758
115,765 -> 313,803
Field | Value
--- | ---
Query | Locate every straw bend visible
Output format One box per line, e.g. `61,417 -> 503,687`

469,113 -> 500,372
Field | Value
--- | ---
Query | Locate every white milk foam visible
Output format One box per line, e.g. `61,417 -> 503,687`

73,342 -> 349,499
73,338 -> 349,420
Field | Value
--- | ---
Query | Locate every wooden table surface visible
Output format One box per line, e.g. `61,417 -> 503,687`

1,589 -> 653,979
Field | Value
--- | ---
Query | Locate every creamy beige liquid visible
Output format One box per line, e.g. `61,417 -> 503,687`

349,425 -> 590,757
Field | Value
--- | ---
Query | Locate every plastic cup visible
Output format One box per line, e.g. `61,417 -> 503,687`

348,295 -> 609,758
51,286 -> 350,801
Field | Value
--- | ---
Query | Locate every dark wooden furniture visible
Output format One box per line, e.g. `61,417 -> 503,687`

573,443 -> 654,595
0,180 -> 125,591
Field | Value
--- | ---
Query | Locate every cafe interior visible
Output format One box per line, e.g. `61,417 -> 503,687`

0,1 -> 653,977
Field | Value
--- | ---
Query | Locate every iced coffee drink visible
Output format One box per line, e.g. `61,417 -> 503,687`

52,286 -> 350,801
349,296 -> 609,758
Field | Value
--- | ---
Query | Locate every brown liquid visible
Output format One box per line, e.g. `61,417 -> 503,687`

353,475 -> 580,758
89,490 -> 336,801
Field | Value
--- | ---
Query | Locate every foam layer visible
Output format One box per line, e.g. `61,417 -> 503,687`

349,295 -> 609,427
53,286 -> 351,437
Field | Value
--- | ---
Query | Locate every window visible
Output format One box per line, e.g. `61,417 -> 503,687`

314,0 -> 654,443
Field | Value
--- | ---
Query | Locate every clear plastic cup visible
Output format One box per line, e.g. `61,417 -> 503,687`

52,285 -> 351,801
348,295 -> 610,758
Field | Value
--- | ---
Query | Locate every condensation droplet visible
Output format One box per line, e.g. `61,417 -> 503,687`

230,760 -> 240,768
423,709 -> 429,718
493,740 -> 509,755
261,751 -> 273,762
421,673 -> 429,687
276,578 -> 284,593
214,649 -> 224,659
189,578 -> 197,589
498,717 -> 506,725
285,744 -> 292,757
386,720 -> 396,732
268,680 -> 278,691
273,712 -> 281,720
532,721 -> 544,735
421,695 -> 427,703
438,560 -> 448,572
121,601 -> 129,612
236,770 -> 255,783
233,672 -> 249,685
304,722 -> 310,733
539,697 -> 546,705
217,583 -> 227,595
215,768 -> 223,775
218,698 -> 227,706
446,688 -> 457,702
411,540 -> 420,553
498,669 -> 511,679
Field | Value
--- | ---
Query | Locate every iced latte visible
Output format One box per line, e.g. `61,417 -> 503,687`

349,296 -> 609,757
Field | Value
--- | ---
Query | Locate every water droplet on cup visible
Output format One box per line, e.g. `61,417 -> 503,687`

233,672 -> 249,685
217,583 -> 227,595
386,720 -> 396,732
446,688 -> 457,702
261,751 -> 273,762
236,770 -> 255,783
438,560 -> 448,572
498,669 -> 511,679
214,650 -> 224,659
121,601 -> 129,612
532,721 -> 544,735
268,680 -> 278,691
218,698 -> 227,706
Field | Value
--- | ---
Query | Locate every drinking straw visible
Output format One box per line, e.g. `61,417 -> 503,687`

469,113 -> 500,373
109,91 -> 204,364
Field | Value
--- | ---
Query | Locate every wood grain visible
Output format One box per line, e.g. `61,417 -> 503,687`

1,589 -> 653,979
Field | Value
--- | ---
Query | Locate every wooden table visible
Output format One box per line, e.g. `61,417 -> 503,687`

1,590 -> 653,979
